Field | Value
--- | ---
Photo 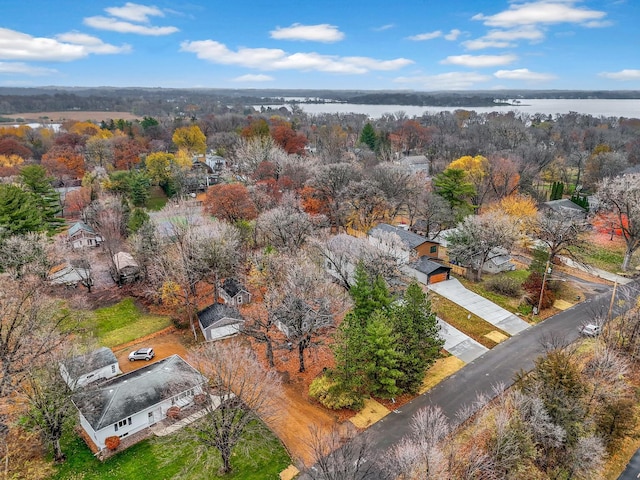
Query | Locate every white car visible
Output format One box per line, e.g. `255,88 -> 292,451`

579,324 -> 602,337
128,347 -> 155,361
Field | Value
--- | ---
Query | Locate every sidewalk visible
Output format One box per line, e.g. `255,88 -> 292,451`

437,317 -> 488,363
558,256 -> 634,285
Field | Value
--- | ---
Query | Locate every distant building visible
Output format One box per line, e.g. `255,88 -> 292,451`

68,221 -> 102,249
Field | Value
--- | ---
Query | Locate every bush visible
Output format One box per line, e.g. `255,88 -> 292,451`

522,272 -> 555,309
167,406 -> 181,419
105,436 -> 120,451
309,375 -> 364,411
485,276 -> 522,297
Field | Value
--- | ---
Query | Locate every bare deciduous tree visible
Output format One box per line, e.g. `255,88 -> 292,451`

527,209 -> 589,266
256,193 -> 318,252
185,341 -> 281,475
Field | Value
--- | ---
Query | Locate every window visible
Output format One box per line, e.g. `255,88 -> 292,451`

237,295 -> 242,305
115,417 -> 131,431
430,245 -> 437,254
111,365 -> 116,373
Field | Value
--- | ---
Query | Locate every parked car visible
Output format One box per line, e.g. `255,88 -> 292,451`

128,347 -> 155,361
579,324 -> 602,337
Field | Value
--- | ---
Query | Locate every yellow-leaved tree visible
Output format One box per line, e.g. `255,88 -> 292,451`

447,155 -> 490,210
172,125 -> 206,156
485,194 -> 538,244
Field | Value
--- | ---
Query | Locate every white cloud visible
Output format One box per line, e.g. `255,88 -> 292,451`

180,40 -> 413,73
444,29 -> 462,41
473,1 -> 607,28
373,24 -> 395,32
270,24 -> 344,43
599,69 -> 640,80
463,39 -> 513,50
408,30 -> 442,41
105,2 -> 165,22
394,71 -> 491,90
0,62 -> 56,75
0,27 -> 128,61
233,74 -> 274,82
494,68 -> 555,81
84,16 -> 178,35
55,32 -> 132,54
407,29 -> 460,41
463,26 -> 544,50
441,54 -> 517,68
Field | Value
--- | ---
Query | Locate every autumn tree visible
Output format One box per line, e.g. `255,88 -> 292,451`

19,350 -> 76,462
270,254 -> 343,372
0,278 -> 77,397
112,136 -> 144,170
270,118 -> 307,154
185,341 -> 281,474
596,173 -> 640,270
446,212 -> 519,281
309,162 -> 361,230
343,179 -> 390,232
84,136 -> 114,170
41,144 -> 85,180
204,183 -> 257,223
527,209 -> 589,267
172,125 -> 206,156
448,155 -> 491,211
255,194 -> 317,252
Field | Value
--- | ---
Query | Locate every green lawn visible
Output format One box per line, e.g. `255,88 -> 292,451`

146,186 -> 169,211
457,270 -> 527,314
51,426 -> 290,480
572,241 -> 630,273
90,298 -> 172,347
431,294 -> 510,349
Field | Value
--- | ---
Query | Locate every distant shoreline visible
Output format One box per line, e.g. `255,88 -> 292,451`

1,111 -> 142,124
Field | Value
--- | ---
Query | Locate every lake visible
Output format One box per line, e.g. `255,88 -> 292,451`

261,99 -> 640,119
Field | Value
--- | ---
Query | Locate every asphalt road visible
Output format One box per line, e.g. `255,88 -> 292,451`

300,278 -> 640,478
619,447 -> 640,480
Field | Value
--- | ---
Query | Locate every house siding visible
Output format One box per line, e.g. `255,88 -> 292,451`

204,323 -> 241,341
60,363 -> 120,389
82,386 -> 203,450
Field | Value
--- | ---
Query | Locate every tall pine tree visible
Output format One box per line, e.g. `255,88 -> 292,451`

391,282 -> 443,393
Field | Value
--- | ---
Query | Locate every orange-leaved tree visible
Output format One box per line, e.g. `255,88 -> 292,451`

204,183 -> 258,223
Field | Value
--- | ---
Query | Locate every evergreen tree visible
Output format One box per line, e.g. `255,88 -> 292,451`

348,262 -> 391,325
128,170 -> 151,207
19,165 -> 64,233
363,311 -> 403,399
433,168 -> 476,220
391,282 -> 443,393
0,184 -> 43,237
360,123 -> 377,150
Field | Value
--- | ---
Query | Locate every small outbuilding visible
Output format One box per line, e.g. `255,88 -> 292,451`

197,303 -> 244,342
48,262 -> 92,288
220,278 -> 251,307
60,347 -> 121,390
111,252 -> 141,284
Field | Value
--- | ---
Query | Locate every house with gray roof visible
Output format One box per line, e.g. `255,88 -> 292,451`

197,303 -> 244,341
68,221 -> 102,249
542,198 -> 588,220
368,223 -> 442,263
220,278 -> 251,307
72,355 -> 206,452
60,347 -> 121,390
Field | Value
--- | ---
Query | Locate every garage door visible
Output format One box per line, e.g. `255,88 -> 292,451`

429,272 -> 449,284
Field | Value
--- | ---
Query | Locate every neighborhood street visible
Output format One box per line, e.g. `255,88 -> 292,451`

302,278 -> 640,478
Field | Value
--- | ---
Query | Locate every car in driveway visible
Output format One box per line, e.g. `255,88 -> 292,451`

579,324 -> 602,337
128,347 -> 155,361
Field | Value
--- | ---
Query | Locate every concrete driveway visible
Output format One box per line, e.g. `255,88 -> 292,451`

429,278 -> 530,335
437,318 -> 488,363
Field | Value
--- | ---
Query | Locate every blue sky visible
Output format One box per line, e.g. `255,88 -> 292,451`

0,0 -> 638,90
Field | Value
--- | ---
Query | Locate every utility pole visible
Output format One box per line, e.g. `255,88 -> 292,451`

537,259 -> 551,315
607,280 -> 618,322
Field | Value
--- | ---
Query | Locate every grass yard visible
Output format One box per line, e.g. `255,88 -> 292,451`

90,297 -> 172,347
457,270 -> 528,314
146,185 -> 169,211
431,294 -> 510,349
573,240 -> 629,273
51,427 -> 290,480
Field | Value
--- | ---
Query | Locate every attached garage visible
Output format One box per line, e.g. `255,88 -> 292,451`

404,257 -> 452,285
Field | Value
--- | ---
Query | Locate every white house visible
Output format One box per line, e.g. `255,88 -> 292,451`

72,355 -> 206,452
60,347 -> 121,390
197,304 -> 244,342
68,221 -> 103,249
